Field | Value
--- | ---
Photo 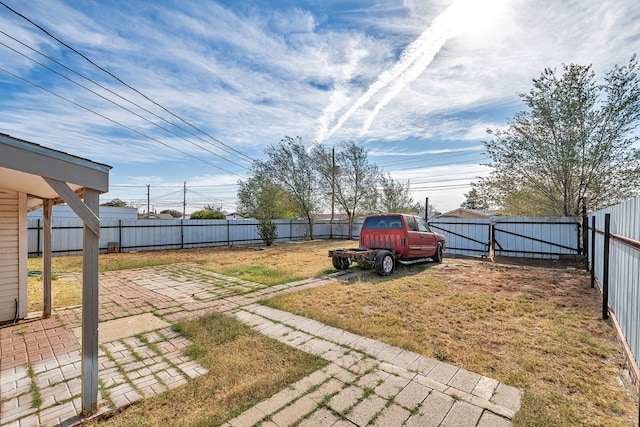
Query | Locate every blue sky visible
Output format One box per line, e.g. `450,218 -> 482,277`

1,0 -> 639,215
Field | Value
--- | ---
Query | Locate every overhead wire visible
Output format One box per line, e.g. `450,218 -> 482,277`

0,2 -> 487,205
0,1 -> 254,163
0,65 -> 245,177
0,38 -> 249,169
0,29 -> 253,165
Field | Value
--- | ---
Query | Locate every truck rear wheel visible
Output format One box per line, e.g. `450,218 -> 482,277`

332,255 -> 351,270
433,244 -> 444,263
374,250 -> 394,276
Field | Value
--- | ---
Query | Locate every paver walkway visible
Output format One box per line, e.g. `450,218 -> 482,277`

0,263 -> 521,426
225,304 -> 520,427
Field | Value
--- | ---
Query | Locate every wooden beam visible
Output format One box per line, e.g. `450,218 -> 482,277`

81,188 -> 99,414
43,199 -> 52,317
43,178 -> 100,237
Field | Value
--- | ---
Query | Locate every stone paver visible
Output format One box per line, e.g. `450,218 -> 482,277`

0,263 -> 522,427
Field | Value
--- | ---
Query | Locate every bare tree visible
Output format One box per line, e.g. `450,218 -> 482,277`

313,141 -> 380,237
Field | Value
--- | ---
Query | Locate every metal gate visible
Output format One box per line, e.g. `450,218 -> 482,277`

428,218 -> 491,257
429,216 -> 580,259
492,217 -> 579,259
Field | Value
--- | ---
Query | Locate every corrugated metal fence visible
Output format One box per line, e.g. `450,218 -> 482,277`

428,216 -> 580,259
28,219 -> 353,256
28,216 -> 581,259
588,196 -> 640,379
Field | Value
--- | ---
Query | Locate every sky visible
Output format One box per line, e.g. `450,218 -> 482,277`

1,0 -> 639,216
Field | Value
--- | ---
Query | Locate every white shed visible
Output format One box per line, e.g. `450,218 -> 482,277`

0,132 -> 110,414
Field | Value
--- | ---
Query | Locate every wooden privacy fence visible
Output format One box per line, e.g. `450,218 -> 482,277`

588,196 -> 640,384
428,216 -> 580,259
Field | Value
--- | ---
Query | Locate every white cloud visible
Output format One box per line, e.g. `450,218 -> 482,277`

2,0 -> 640,212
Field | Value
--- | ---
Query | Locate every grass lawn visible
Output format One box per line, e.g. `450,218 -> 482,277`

27,240 -> 638,425
263,256 -> 639,427
85,313 -> 327,426
26,239 -> 346,311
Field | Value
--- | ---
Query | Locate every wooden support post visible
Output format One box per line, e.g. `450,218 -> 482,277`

602,213 -> 610,320
81,189 -> 100,414
43,199 -> 52,317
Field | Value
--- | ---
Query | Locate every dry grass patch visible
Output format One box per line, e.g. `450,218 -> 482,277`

26,275 -> 82,312
26,240 -> 349,310
263,257 -> 638,426
27,239 -> 345,284
92,312 -> 327,426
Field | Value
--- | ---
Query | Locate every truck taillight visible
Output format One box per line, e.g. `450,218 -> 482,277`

401,238 -> 406,247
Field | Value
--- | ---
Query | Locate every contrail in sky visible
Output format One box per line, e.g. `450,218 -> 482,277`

321,0 -> 502,141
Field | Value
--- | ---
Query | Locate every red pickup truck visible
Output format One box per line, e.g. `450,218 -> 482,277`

329,213 -> 446,275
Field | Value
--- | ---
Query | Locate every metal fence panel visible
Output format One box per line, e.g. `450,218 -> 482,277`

588,196 -> 640,372
494,217 -> 579,259
428,218 -> 491,257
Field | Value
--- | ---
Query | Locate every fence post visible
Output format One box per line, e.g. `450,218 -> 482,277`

581,200 -> 587,258
489,222 -> 495,258
180,220 -> 184,249
602,213 -> 610,320
590,216 -> 596,288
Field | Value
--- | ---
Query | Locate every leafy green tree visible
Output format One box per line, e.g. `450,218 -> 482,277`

378,173 -> 421,213
460,188 -> 490,211
313,140 -> 380,237
237,174 -> 296,245
160,209 -> 183,218
101,198 -> 129,207
190,207 -> 225,219
478,56 -> 640,216
254,136 -> 319,239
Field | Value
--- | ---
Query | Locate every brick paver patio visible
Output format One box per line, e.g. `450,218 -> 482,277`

0,264 -> 521,426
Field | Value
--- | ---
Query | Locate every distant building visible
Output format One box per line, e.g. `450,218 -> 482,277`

225,212 -> 249,220
139,212 -> 175,220
435,208 -> 500,219
28,204 -> 138,220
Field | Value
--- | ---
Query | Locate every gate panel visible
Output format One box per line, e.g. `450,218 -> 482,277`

428,218 -> 491,257
493,217 -> 579,259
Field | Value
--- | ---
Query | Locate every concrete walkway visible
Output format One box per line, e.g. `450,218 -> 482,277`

0,264 -> 521,426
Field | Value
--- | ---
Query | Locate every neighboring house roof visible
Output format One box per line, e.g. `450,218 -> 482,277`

225,212 -> 248,219
0,132 -> 111,210
141,213 -> 175,220
314,213 -> 351,221
435,208 -> 500,219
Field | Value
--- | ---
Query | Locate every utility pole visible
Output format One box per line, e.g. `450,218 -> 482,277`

146,184 -> 150,219
183,181 -> 187,219
331,148 -> 335,221
331,147 -> 335,238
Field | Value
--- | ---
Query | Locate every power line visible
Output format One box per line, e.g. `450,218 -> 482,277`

0,65 -> 245,177
110,183 -> 239,188
0,1 -> 254,163
0,38 -> 249,170
0,29 -> 253,166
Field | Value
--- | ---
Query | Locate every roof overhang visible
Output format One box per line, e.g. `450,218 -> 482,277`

0,133 -> 111,209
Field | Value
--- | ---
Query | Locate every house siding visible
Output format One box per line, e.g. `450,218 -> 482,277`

0,189 -> 20,322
